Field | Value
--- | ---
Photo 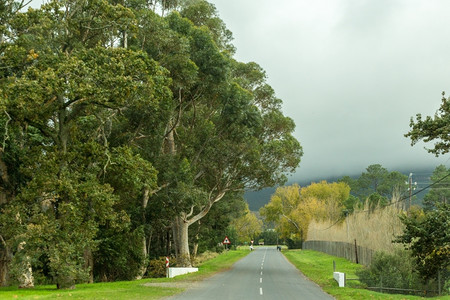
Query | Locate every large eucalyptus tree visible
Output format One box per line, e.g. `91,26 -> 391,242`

129,1 -> 302,266
0,0 -> 171,287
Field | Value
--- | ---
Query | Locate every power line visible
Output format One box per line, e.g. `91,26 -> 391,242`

396,171 -> 450,204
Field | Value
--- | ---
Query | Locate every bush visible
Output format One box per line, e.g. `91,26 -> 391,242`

93,228 -> 146,282
356,249 -> 421,290
147,257 -> 171,278
286,238 -> 302,249
444,277 -> 450,295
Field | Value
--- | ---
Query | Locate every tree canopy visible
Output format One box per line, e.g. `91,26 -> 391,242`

395,204 -> 450,281
406,91 -> 450,156
0,0 -> 302,287
260,181 -> 349,243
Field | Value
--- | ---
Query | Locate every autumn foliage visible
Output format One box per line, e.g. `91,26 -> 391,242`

260,181 -> 350,241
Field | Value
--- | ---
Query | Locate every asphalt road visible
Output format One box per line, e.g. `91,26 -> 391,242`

168,246 -> 334,300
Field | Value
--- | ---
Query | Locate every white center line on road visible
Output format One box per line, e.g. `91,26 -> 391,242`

261,271 -> 263,276
260,278 -> 262,283
260,287 -> 263,295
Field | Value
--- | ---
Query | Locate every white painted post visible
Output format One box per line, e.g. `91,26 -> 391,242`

333,272 -> 345,287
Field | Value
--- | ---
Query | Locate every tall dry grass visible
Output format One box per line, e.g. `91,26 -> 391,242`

307,199 -> 406,253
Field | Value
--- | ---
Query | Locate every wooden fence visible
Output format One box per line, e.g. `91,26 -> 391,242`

303,240 -> 374,266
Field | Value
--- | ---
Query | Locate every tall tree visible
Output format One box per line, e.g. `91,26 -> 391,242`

300,181 -> 350,221
423,165 -> 450,211
232,204 -> 262,244
261,181 -> 350,242
340,164 -> 407,203
131,7 -> 302,266
358,164 -> 389,197
0,0 -> 172,287
260,184 -> 304,240
395,204 -> 450,282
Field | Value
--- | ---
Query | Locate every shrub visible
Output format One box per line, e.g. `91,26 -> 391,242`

148,256 -> 177,278
286,238 -> 302,249
356,249 -> 421,290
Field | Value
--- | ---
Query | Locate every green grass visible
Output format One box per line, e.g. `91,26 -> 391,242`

283,249 -> 450,300
0,249 -> 250,300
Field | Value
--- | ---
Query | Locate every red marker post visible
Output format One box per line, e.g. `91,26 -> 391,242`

165,257 -> 169,278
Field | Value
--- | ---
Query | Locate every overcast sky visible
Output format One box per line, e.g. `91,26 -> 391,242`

209,0 -> 450,182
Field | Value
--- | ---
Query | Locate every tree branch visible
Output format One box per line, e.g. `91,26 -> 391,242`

2,110 -> 11,150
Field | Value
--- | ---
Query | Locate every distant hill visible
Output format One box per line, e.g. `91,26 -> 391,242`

244,188 -> 276,211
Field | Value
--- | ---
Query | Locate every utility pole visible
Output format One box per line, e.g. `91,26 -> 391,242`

409,173 -> 412,211
408,173 -> 417,212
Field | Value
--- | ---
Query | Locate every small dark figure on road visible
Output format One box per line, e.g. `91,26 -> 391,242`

277,246 -> 281,251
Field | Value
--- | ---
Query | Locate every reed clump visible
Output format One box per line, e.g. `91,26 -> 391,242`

307,199 -> 405,253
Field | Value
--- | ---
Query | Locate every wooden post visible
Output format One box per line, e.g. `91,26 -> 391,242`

380,274 -> 383,293
354,239 -> 359,264
438,269 -> 441,295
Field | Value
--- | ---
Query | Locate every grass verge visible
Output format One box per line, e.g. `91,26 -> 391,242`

0,249 -> 249,300
283,249 -> 450,300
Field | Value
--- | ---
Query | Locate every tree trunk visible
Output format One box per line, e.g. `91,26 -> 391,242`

83,247 -> 94,283
191,243 -> 198,259
191,221 -> 201,259
172,192 -> 226,267
166,229 -> 171,256
0,245 -> 11,286
172,215 -> 191,267
17,242 -> 34,289
0,151 -> 13,286
136,187 -> 151,279
135,235 -> 148,280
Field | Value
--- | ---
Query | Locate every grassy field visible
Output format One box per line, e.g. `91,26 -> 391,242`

283,249 -> 450,300
0,249 -> 250,300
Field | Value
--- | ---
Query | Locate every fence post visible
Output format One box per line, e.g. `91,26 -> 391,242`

333,260 -> 336,272
380,274 -> 383,293
438,269 -> 441,295
354,239 -> 359,264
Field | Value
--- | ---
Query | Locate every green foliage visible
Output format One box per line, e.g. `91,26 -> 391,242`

406,91 -> 450,156
148,257 -> 169,278
338,164 -> 408,205
367,193 -> 389,212
285,238 -> 303,249
191,195 -> 246,253
423,165 -> 450,211
356,250 -> 422,290
180,0 -> 235,54
256,230 -> 279,245
395,204 -> 450,281
231,203 -> 262,244
0,0 -> 301,284
94,226 -> 145,282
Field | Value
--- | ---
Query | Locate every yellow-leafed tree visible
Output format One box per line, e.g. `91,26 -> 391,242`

300,181 -> 350,221
233,204 -> 263,244
260,184 -> 304,240
261,181 -> 350,241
